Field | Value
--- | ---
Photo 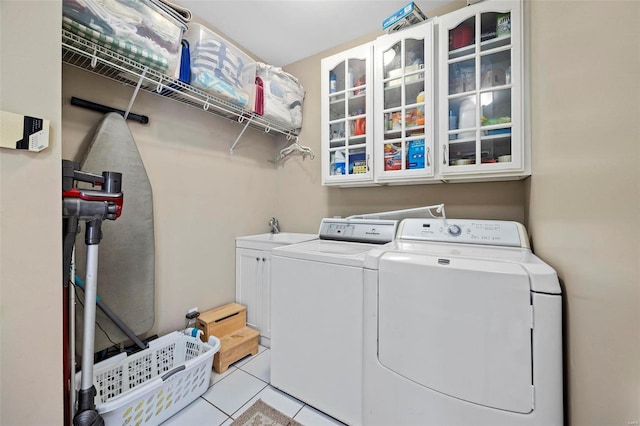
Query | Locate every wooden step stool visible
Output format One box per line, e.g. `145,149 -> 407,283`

196,303 -> 259,373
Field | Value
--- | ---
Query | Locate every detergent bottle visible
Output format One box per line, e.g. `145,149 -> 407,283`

354,109 -> 366,136
416,91 -> 425,125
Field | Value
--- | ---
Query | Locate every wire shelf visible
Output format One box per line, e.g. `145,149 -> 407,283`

61,30 -> 299,138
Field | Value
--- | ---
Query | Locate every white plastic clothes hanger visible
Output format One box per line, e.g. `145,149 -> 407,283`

277,137 -> 315,162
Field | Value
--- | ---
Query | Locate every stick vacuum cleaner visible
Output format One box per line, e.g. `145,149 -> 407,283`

62,160 -> 124,426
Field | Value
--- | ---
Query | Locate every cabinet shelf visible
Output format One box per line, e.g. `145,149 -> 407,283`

61,30 -> 298,138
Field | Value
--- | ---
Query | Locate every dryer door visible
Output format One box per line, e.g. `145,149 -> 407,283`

378,252 -> 533,413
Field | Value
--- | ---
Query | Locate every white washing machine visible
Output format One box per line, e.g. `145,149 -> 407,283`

270,218 -> 398,426
363,218 -> 563,425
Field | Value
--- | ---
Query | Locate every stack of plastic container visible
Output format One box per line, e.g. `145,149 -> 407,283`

62,0 -> 186,74
185,23 -> 257,108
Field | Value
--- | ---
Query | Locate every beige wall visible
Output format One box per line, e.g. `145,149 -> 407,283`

526,1 -> 640,424
0,0 -> 64,424
2,0 -> 639,424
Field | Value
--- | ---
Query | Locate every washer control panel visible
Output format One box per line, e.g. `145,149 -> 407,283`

319,218 -> 398,244
398,218 -> 529,248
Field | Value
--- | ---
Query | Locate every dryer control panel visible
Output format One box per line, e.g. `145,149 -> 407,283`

319,218 -> 398,244
397,218 -> 529,248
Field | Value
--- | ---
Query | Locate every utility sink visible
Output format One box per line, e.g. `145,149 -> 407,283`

235,232 -> 318,250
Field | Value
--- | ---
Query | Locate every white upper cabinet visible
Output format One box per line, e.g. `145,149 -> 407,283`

321,43 -> 374,186
437,0 -> 528,181
321,0 -> 528,186
374,21 -> 436,184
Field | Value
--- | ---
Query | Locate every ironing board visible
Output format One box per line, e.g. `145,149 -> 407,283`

75,113 -> 155,353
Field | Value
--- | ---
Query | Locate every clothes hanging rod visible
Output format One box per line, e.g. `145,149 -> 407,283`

70,97 -> 149,124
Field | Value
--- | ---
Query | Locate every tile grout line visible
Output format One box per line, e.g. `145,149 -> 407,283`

228,381 -> 270,419
197,396 -> 232,425
208,365 -> 238,389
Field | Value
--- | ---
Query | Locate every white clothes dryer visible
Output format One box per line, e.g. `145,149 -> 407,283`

270,218 -> 398,426
363,218 -> 563,425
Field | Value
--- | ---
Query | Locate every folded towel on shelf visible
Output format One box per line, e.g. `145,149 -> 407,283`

63,0 -> 186,74
185,23 -> 256,108
63,16 -> 171,72
254,62 -> 305,131
192,39 -> 246,89
156,0 -> 192,22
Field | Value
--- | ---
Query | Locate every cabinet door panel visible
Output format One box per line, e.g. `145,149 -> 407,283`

374,22 -> 435,183
236,248 -> 263,330
322,44 -> 374,186
261,252 -> 272,339
438,0 -> 526,179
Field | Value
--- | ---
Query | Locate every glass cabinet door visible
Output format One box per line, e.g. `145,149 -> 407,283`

322,44 -> 373,185
439,1 -> 522,175
375,22 -> 434,182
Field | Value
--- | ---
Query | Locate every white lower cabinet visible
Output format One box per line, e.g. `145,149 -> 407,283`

236,247 -> 272,345
235,233 -> 317,347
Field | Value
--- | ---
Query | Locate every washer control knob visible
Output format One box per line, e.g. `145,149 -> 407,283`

448,224 -> 462,236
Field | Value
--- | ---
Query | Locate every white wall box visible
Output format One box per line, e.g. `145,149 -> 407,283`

320,0 -> 528,186
321,43 -> 375,186
235,233 -> 317,347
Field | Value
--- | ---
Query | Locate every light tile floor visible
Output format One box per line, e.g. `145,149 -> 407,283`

161,346 -> 346,425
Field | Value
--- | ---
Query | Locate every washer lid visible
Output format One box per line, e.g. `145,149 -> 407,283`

378,251 -> 534,414
365,240 -> 560,294
272,239 -> 377,267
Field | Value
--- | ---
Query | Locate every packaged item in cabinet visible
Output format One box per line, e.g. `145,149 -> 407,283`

349,152 -> 367,174
406,139 -> 425,170
497,13 -> 511,37
62,0 -> 186,74
416,91 -> 425,125
353,109 -> 366,136
332,151 -> 346,175
451,25 -> 473,49
383,1 -> 427,33
384,144 -> 402,171
253,62 -> 305,131
481,68 -> 506,87
186,23 -> 256,108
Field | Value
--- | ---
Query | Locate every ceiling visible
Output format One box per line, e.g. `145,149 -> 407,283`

178,1 -> 454,67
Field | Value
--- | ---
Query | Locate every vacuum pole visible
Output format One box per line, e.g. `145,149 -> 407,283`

79,242 -> 100,391
64,163 -> 123,426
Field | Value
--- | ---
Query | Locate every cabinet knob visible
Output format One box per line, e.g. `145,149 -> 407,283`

256,257 -> 260,261
262,258 -> 266,262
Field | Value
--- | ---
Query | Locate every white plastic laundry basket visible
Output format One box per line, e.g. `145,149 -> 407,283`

76,331 -> 220,426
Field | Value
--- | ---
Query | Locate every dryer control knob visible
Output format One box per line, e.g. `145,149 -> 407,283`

448,224 -> 462,236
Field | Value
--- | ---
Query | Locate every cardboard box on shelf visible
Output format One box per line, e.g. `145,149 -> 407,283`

382,2 -> 427,33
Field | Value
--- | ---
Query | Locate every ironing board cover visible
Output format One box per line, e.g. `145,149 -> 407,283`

74,113 -> 155,353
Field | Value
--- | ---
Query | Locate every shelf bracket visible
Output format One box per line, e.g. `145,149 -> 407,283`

124,66 -> 148,120
230,116 -> 252,155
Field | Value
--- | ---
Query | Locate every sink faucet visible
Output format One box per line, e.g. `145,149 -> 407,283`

269,217 -> 280,234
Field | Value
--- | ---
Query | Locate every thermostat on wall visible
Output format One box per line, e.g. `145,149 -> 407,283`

1,110 -> 50,152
